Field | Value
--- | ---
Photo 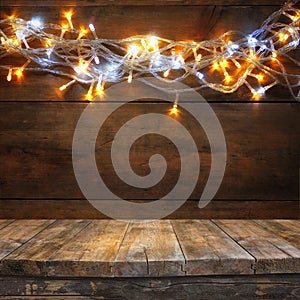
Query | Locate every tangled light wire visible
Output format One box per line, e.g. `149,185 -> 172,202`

1,0 -> 300,109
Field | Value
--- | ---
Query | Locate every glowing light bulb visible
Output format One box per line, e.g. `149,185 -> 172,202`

128,70 -> 133,83
163,69 -> 170,77
60,23 -> 69,38
85,82 -> 94,101
219,58 -> 229,68
77,27 -> 88,40
196,54 -> 202,62
257,87 -> 266,95
224,74 -> 232,84
96,75 -> 105,98
148,36 -> 158,51
279,32 -> 289,42
170,103 -> 179,115
256,73 -> 264,83
290,13 -> 300,22
89,24 -> 98,39
44,39 -> 53,47
227,42 -> 239,56
7,69 -> 12,81
252,87 -> 265,100
128,44 -> 140,58
212,61 -> 220,71
94,55 -> 100,65
74,59 -> 89,74
196,72 -> 204,80
248,36 -> 258,47
59,79 -> 76,92
64,10 -> 73,29
29,17 -> 43,28
15,68 -> 23,79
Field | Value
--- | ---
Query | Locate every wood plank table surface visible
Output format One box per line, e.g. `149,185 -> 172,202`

0,219 -> 299,299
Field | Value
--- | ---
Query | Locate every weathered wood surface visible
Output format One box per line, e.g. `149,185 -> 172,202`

46,220 -> 128,277
0,219 -> 300,278
171,220 -> 254,275
1,274 -> 300,299
0,220 -> 53,260
0,103 -> 298,201
114,220 -> 185,277
254,220 -> 300,248
1,220 -> 91,276
214,220 -> 300,274
0,2 -> 299,219
1,200 -> 299,219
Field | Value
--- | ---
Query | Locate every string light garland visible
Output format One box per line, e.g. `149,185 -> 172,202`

1,0 -> 300,110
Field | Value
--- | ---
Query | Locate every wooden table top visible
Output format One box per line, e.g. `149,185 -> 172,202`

0,219 -> 299,278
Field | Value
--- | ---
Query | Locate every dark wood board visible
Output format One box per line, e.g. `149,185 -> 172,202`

0,103 -> 299,201
0,199 -> 299,219
1,274 -> 300,299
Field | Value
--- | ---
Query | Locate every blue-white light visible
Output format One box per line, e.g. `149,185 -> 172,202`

248,36 -> 258,47
30,17 -> 43,28
196,72 -> 204,80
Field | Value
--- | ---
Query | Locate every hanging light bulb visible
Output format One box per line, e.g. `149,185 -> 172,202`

6,69 -> 12,81
64,10 -> 73,29
89,24 -> 98,39
59,79 -> 76,92
29,17 -> 43,28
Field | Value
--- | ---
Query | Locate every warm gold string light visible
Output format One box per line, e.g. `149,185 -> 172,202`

1,0 -> 300,107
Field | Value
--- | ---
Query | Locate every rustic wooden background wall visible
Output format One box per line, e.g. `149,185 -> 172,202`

0,0 -> 299,218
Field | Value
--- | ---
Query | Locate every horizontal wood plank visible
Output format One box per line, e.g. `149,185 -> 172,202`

0,102 -> 298,203
171,220 -> 254,275
254,220 -> 300,248
214,220 -> 300,274
46,220 -> 129,277
0,219 -> 299,279
0,220 -> 54,260
1,274 -> 300,298
0,200 -> 298,219
0,220 -> 91,276
0,220 -> 14,230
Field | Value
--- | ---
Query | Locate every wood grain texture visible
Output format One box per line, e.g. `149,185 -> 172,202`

0,2 -> 299,220
0,102 -> 299,201
1,200 -> 299,219
0,219 -> 14,230
171,219 -> 254,275
214,220 -> 300,274
114,220 -> 185,277
0,220 -> 91,276
1,274 -> 300,299
0,220 -> 54,260
0,219 -> 300,279
46,220 -> 129,277
254,220 -> 300,248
